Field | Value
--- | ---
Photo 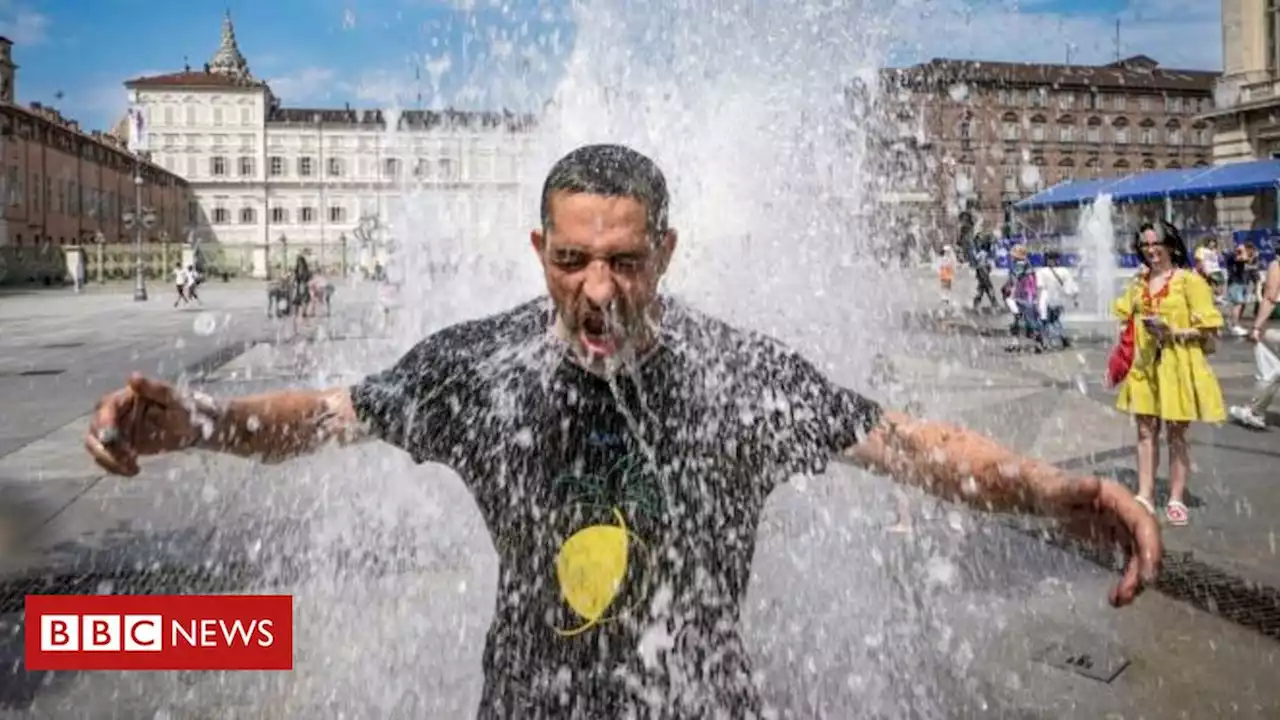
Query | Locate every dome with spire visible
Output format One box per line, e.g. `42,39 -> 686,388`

124,10 -> 266,90
208,10 -> 251,80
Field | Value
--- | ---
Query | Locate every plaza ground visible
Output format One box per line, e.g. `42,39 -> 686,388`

0,278 -> 1275,718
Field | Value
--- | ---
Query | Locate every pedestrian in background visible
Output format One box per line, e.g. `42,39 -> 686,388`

1230,252 -> 1280,429
1113,221 -> 1224,527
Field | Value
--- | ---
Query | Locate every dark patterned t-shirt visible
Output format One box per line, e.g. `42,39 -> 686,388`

349,297 -> 883,719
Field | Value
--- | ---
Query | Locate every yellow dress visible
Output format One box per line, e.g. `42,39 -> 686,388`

1113,269 -> 1225,423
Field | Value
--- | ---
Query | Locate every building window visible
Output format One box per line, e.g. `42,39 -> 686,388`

300,207 -> 315,224
384,158 -> 400,177
239,157 -> 255,176
328,206 -> 346,223
1058,92 -> 1074,109
1085,93 -> 1099,110
211,156 -> 227,176
271,207 -> 288,224
1031,124 -> 1045,142
1113,95 -> 1126,111
1002,167 -> 1017,192
998,89 -> 1010,105
1166,96 -> 1183,113
1030,88 -> 1046,107
269,157 -> 284,176
1059,125 -> 1074,143
1087,126 -> 1100,143
1195,129 -> 1207,145
1139,96 -> 1152,112
212,208 -> 230,224
1140,128 -> 1154,145
1115,128 -> 1129,144
240,207 -> 256,224
298,157 -> 314,176
327,157 -> 343,177
213,108 -> 224,126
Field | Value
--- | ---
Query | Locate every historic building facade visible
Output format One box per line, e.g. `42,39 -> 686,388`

0,36 -> 190,283
881,55 -> 1218,239
1205,0 -> 1280,227
124,13 -> 536,278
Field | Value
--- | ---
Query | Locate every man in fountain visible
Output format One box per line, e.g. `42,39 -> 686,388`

85,144 -> 1160,719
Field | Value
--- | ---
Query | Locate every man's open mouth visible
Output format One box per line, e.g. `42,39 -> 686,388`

579,314 -> 618,357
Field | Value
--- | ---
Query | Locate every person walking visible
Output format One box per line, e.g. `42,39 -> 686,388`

970,236 -> 1000,311
171,263 -> 188,308
1113,221 -> 1224,527
1035,250 -> 1079,350
1229,252 -> 1280,429
1224,241 -> 1260,336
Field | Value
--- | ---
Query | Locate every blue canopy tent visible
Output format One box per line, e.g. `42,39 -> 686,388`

1014,159 -> 1280,209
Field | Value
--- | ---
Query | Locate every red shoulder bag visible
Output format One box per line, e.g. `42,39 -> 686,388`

1105,315 -> 1136,389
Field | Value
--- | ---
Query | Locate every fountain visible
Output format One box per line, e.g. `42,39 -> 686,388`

1063,194 -> 1127,326
347,2 -> 989,717
58,2 -> 1164,718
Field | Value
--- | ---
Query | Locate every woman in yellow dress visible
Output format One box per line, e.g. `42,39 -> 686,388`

1114,221 -> 1225,526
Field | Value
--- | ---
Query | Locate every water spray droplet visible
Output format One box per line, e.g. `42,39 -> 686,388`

947,83 -> 969,102
193,312 -> 218,336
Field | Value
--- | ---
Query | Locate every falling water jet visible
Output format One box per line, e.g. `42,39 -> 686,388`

300,0 -> 1019,717
1063,194 -> 1121,321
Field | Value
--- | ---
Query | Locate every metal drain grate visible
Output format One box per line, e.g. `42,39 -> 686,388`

38,343 -> 84,350
16,369 -> 64,377
1008,523 -> 1280,643
0,565 -> 270,614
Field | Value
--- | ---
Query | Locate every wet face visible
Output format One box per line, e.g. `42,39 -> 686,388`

532,191 -> 676,368
1138,229 -> 1170,267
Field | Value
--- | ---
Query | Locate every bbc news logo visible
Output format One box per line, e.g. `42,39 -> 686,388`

25,595 -> 292,671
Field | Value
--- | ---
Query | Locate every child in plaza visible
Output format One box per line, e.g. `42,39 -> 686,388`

1004,244 -> 1042,350
936,244 -> 957,306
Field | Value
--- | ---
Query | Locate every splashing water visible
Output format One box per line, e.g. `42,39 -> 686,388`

1067,194 -> 1120,320
296,1 -> 1011,718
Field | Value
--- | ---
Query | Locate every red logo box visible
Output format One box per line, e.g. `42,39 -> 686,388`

24,595 -> 293,671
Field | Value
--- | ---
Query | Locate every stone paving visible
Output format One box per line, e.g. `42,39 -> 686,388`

0,286 -> 1276,718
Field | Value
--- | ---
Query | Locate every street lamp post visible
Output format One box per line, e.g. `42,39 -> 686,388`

93,231 -> 105,285
122,160 -> 157,302
338,232 -> 347,278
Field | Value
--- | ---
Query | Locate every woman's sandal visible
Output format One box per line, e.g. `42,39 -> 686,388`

1134,495 -> 1157,517
1165,500 -> 1190,527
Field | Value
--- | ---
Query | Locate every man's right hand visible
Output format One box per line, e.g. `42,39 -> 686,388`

85,374 -> 217,477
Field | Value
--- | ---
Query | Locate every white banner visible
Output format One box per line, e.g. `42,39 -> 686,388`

127,107 -> 149,153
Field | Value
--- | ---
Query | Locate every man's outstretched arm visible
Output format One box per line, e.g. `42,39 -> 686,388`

198,387 -> 367,463
840,410 -> 1161,606
85,375 -> 368,477
842,410 -> 1071,515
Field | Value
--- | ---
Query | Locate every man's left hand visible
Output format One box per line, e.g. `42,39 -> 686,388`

1039,474 -> 1162,607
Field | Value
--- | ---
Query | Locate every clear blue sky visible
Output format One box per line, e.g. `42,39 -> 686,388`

0,0 -> 1221,133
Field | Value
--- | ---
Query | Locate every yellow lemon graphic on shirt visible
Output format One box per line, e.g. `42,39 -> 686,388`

555,507 -> 631,637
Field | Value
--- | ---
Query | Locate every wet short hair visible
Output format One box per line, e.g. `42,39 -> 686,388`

540,144 -> 670,240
